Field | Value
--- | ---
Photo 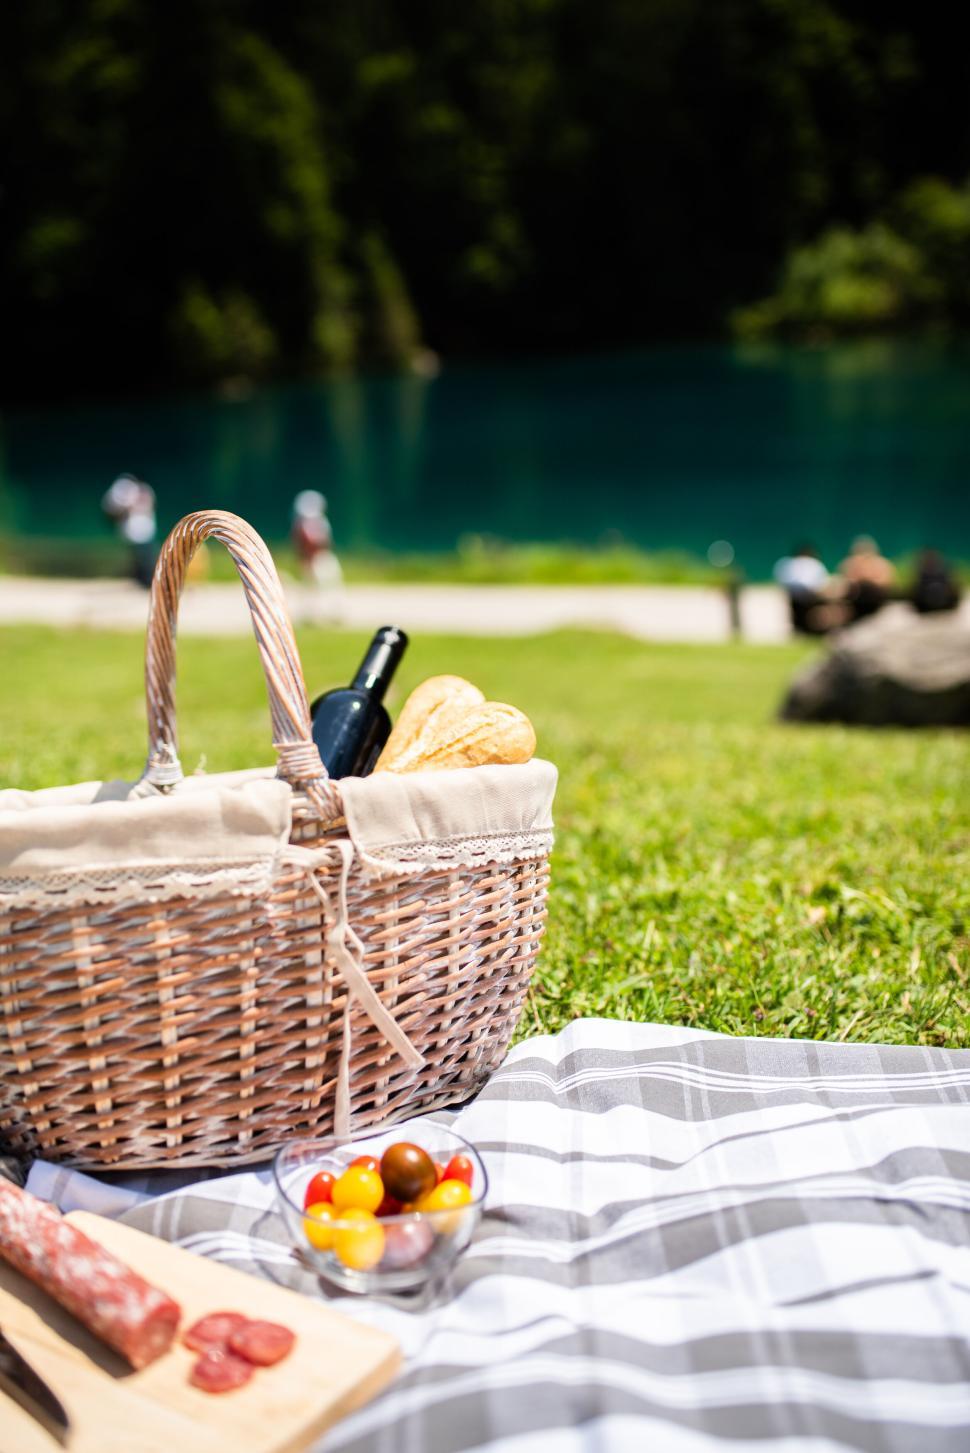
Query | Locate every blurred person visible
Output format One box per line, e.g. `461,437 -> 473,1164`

708,539 -> 744,639
838,535 -> 895,623
911,549 -> 961,614
291,489 -> 343,622
101,473 -> 157,587
773,542 -> 837,635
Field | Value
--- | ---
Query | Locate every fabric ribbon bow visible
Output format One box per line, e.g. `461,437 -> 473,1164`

284,839 -> 426,1137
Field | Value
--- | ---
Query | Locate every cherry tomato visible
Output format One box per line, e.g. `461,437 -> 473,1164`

380,1217 -> 434,1270
303,1201 -> 336,1251
443,1154 -> 474,1189
332,1166 -> 384,1214
333,1208 -> 385,1271
380,1142 -> 437,1203
303,1170 -> 335,1209
417,1178 -> 473,1212
376,1192 -> 403,1218
349,1154 -> 379,1173
434,1161 -> 447,1185
415,1177 -> 473,1235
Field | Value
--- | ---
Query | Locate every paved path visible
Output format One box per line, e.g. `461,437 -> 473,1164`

0,575 -> 793,642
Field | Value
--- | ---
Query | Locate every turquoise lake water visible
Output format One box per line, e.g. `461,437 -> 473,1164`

2,340 -> 969,578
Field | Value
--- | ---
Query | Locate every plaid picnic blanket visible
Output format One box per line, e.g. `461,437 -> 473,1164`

27,1019 -> 970,1453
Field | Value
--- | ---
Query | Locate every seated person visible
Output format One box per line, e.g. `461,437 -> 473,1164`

911,549 -> 961,614
838,536 -> 895,623
773,543 -> 832,635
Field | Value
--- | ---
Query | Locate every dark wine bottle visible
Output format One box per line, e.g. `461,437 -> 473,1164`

310,626 -> 409,778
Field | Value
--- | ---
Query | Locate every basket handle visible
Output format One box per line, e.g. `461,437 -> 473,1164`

141,509 -> 342,818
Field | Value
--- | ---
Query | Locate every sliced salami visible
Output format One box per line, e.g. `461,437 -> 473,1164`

183,1311 -> 249,1353
228,1319 -> 296,1367
0,1180 -> 180,1369
189,1347 -> 255,1393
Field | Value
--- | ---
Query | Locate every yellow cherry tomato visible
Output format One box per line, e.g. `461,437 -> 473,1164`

332,1165 -> 384,1215
415,1177 -> 474,1235
417,1178 -> 474,1212
333,1208 -> 385,1271
303,1200 -> 336,1251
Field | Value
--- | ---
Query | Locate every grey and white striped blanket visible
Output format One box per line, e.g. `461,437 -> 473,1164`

28,1019 -> 970,1453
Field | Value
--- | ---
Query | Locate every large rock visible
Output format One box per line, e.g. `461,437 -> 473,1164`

780,606 -> 970,726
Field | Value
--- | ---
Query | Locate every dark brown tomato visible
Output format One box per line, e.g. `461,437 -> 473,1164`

183,1311 -> 249,1353
380,1217 -> 435,1271
229,1320 -> 296,1367
189,1347 -> 254,1392
380,1142 -> 437,1203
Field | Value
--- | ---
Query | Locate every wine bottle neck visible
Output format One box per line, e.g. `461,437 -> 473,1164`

350,626 -> 408,702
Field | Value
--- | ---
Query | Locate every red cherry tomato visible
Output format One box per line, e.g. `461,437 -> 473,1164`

303,1170 -> 335,1208
349,1154 -> 379,1173
376,1192 -> 403,1217
434,1161 -> 446,1185
443,1154 -> 474,1189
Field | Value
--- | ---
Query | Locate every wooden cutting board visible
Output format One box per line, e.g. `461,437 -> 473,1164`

0,1211 -> 400,1453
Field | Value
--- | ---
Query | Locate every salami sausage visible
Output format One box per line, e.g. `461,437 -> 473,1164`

228,1319 -> 295,1366
0,1180 -> 180,1369
183,1311 -> 248,1353
190,1347 -> 254,1392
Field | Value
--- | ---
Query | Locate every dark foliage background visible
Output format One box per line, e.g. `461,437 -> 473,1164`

2,0 -> 968,398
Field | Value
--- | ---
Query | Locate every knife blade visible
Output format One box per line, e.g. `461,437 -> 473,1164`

0,1328 -> 70,1446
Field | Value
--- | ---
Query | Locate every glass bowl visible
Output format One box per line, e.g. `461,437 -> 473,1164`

273,1127 -> 488,1293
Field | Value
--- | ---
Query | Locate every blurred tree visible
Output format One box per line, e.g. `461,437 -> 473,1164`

0,0 -> 967,399
732,178 -> 970,339
170,282 -> 278,382
893,177 -> 970,319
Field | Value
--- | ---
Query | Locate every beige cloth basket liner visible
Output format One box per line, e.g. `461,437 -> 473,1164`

0,762 -> 556,896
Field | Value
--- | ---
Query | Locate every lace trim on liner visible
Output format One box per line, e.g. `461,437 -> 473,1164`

0,829 -> 554,908
0,857 -> 280,911
352,826 -> 554,879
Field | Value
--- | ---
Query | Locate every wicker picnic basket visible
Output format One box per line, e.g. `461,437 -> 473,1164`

0,511 -> 554,1171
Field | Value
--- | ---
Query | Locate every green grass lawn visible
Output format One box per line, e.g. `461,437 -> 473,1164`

9,535 -> 968,588
1,534 -> 723,585
1,625 -> 967,1048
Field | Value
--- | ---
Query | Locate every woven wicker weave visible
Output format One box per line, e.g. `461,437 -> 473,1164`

0,511 -> 551,1170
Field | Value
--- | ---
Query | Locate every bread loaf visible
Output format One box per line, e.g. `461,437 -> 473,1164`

378,700 -> 536,774
375,675 -> 484,772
